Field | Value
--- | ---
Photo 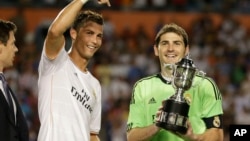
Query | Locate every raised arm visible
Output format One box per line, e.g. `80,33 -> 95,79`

44,0 -> 110,60
45,0 -> 85,59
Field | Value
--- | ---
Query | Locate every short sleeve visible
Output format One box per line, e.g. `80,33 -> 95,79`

127,83 -> 146,131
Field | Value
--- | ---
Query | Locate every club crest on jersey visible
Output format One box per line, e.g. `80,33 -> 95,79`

184,93 -> 191,105
213,116 -> 221,128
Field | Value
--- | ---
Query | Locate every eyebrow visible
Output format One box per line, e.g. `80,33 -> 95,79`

160,39 -> 183,43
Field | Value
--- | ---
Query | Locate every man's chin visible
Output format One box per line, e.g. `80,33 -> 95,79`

164,59 -> 179,64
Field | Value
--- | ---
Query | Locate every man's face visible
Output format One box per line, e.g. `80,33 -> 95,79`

154,32 -> 188,66
0,31 -> 18,70
72,21 -> 103,60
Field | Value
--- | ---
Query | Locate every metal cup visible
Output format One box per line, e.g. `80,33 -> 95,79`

156,55 -> 201,134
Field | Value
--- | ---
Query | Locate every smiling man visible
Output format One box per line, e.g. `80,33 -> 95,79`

127,23 -> 224,141
37,0 -> 111,141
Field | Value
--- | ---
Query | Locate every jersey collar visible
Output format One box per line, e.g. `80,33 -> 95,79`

157,73 -> 172,85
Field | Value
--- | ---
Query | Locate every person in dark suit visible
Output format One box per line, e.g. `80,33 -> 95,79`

0,19 -> 29,141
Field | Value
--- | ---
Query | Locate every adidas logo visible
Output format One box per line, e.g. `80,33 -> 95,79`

148,97 -> 156,104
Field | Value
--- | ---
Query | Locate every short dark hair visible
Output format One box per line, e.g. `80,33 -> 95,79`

72,10 -> 104,31
0,19 -> 17,46
155,23 -> 188,47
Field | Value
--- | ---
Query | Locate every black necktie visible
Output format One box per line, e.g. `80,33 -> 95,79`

0,73 -> 15,118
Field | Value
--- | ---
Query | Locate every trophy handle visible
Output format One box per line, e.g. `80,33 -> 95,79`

171,64 -> 177,89
192,70 -> 206,88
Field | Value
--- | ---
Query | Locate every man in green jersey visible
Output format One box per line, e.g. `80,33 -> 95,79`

126,23 -> 224,141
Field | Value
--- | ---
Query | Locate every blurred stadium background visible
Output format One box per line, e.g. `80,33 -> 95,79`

1,0 -> 250,141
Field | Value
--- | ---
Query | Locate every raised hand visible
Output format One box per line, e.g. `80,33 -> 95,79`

97,0 -> 111,7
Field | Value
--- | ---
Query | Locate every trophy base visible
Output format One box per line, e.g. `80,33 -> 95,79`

156,122 -> 187,134
156,99 -> 189,134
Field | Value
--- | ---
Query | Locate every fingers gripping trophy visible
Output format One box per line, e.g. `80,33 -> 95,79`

156,54 -> 205,134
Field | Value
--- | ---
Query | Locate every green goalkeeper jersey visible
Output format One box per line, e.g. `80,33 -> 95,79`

127,73 -> 223,141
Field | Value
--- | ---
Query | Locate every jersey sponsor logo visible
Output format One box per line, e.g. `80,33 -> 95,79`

148,97 -> 156,104
71,86 -> 93,113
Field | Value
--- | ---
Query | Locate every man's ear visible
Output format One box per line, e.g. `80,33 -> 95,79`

70,28 -> 77,40
154,45 -> 159,56
185,45 -> 190,56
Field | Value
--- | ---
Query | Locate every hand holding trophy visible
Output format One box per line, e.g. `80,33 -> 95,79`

156,54 -> 205,134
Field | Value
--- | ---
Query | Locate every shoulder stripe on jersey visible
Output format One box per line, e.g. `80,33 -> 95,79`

133,74 -> 158,89
130,74 -> 158,104
205,77 -> 222,100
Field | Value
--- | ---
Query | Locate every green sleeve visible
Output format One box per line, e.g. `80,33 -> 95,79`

201,77 -> 223,117
189,77 -> 223,134
127,83 -> 146,131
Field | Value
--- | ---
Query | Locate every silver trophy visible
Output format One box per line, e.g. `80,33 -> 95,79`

156,54 -> 205,134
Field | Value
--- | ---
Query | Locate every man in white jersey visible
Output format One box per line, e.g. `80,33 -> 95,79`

37,0 -> 111,141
